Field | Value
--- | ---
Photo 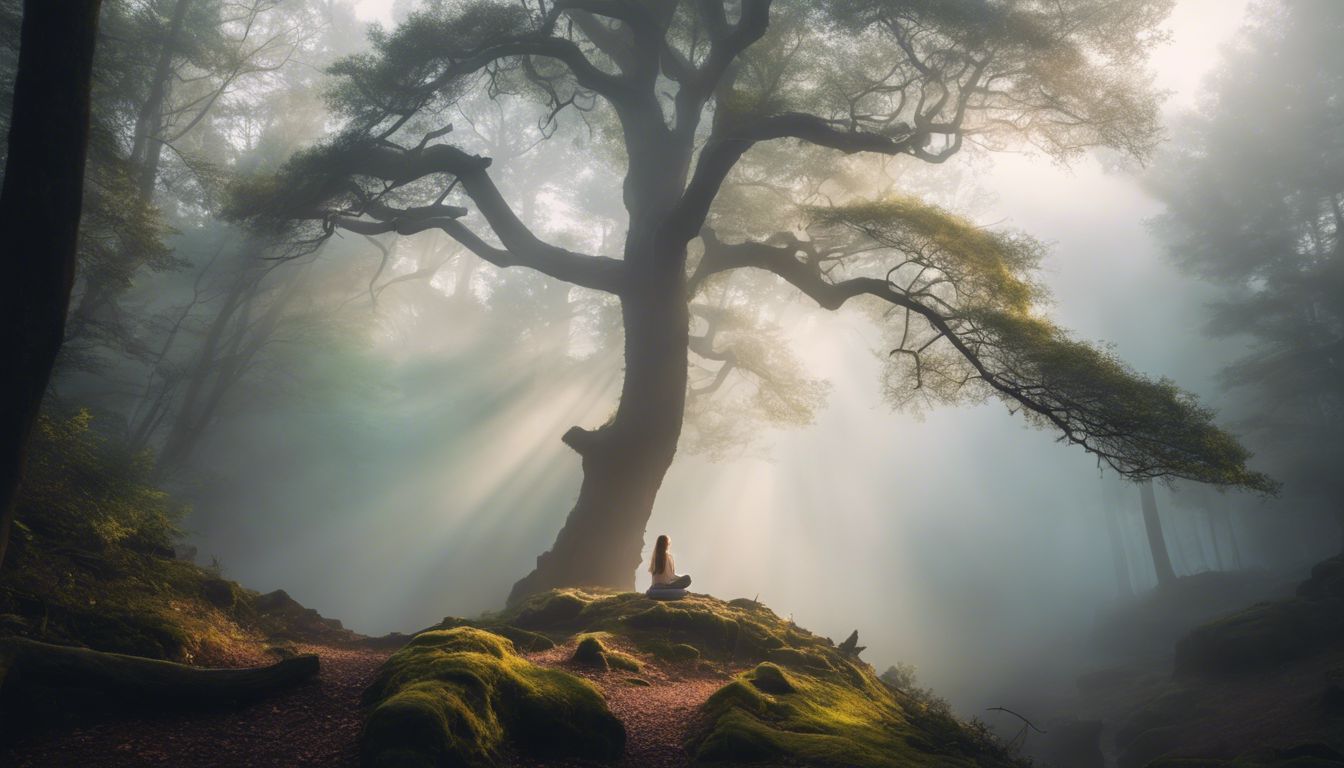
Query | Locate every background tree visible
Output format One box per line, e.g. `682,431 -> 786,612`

0,0 -> 105,570
231,0 -> 1275,602
1151,0 -> 1344,551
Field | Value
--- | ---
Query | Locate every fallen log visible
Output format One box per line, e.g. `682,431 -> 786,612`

0,637 -> 319,708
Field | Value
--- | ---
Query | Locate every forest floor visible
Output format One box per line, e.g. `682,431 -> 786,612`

508,634 -> 745,768
0,643 -> 391,768
0,635 -> 740,768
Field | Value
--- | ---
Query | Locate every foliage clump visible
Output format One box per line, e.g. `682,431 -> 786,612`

360,627 -> 624,767
0,411 -> 355,663
807,197 -> 1277,492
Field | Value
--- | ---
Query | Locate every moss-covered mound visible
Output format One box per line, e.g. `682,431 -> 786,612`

570,632 -> 641,672
690,660 -> 1019,767
360,627 -> 624,767
1174,557 -> 1344,678
423,589 -> 1023,768
450,589 -> 852,666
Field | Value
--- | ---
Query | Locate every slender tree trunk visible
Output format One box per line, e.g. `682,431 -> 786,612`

0,0 -> 104,572
1140,480 -> 1177,587
131,0 -> 191,198
508,253 -> 689,604
1202,507 -> 1225,570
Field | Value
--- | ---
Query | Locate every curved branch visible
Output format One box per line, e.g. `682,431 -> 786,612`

322,141 -> 626,294
696,230 -> 1273,491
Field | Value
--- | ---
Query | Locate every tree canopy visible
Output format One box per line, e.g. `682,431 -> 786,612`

224,0 -> 1272,596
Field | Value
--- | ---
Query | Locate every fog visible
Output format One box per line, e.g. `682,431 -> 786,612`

44,0 -> 1342,722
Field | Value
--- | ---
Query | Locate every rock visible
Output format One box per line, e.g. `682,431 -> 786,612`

748,662 -> 796,694
838,629 -> 866,658
571,635 -> 609,670
361,628 -> 624,767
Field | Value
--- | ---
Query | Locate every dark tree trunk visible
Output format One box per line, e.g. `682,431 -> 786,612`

508,251 -> 689,604
0,0 -> 103,572
1140,480 -> 1177,587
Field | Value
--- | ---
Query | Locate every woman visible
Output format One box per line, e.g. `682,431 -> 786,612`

649,534 -> 691,590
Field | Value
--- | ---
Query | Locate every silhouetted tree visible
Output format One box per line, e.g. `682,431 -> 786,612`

234,0 -> 1275,602
1139,480 -> 1176,587
1152,0 -> 1344,552
0,0 -> 105,570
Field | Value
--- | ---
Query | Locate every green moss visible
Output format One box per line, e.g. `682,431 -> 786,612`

766,646 -> 834,672
509,590 -> 588,629
645,640 -> 701,663
571,633 -> 641,673
748,662 -> 795,694
362,627 -> 624,766
690,658 -> 1022,768
572,634 -> 609,669
625,677 -> 652,687
487,625 -> 554,653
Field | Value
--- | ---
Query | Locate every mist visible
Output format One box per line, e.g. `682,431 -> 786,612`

127,0 -> 1327,715
6,0 -> 1342,765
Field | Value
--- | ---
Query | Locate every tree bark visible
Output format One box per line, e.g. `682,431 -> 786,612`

1139,480 -> 1177,587
508,253 -> 689,604
0,0 -> 103,572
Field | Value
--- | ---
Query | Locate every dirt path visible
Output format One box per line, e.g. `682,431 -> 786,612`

510,638 -> 742,768
0,644 -> 391,768
1,637 -> 737,768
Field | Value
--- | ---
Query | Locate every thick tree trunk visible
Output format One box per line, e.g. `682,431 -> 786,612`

1140,480 -> 1177,587
508,259 -> 689,604
0,0 -> 103,572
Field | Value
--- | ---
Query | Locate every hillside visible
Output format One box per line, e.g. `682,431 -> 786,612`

362,588 -> 1026,768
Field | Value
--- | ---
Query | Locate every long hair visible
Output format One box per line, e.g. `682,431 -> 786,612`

650,535 -> 669,575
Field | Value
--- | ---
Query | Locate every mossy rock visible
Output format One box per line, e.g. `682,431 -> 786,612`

748,662 -> 795,694
690,657 -> 1022,767
571,633 -> 641,672
767,646 -> 834,672
361,627 -> 624,767
646,640 -> 701,663
572,634 -> 609,669
509,590 -> 588,629
484,625 -> 554,653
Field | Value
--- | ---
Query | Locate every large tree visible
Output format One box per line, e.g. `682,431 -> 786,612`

1151,0 -> 1344,551
0,0 -> 105,570
234,0 -> 1274,603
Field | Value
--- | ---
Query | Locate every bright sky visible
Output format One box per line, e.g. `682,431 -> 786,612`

352,0 -> 395,26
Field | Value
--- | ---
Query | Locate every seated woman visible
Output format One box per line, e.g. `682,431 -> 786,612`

649,534 -> 691,590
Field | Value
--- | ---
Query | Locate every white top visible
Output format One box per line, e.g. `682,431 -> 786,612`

652,552 -> 678,586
